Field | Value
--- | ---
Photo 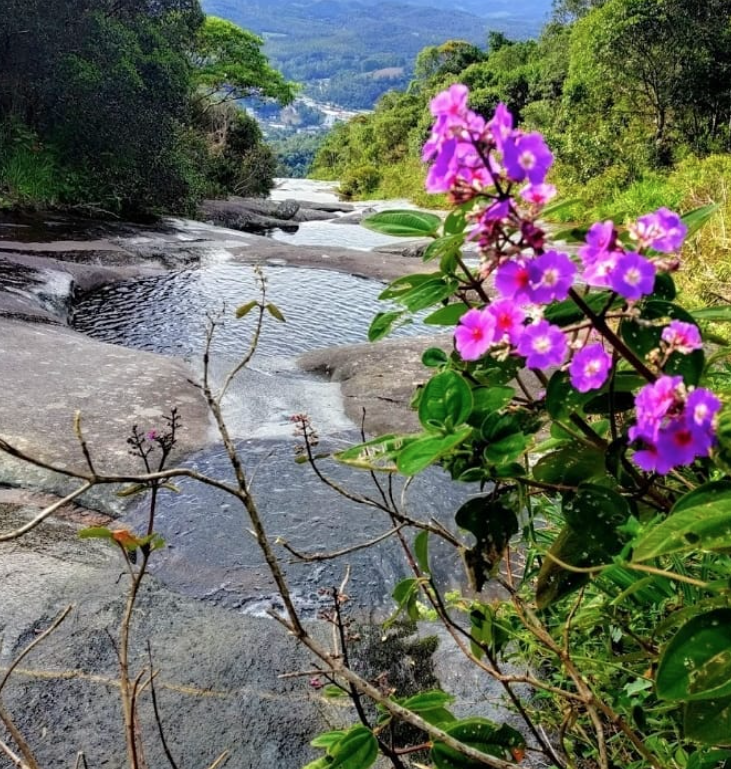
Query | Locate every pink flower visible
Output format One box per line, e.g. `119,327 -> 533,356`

455,308 -> 495,361
495,259 -> 531,302
516,320 -> 567,370
519,183 -> 557,206
661,320 -> 702,354
485,299 -> 525,345
569,343 -> 612,393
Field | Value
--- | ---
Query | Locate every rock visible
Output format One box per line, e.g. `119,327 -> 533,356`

330,207 -> 377,225
299,334 -> 452,435
291,207 -> 338,222
374,239 -> 431,258
0,504 -> 334,769
274,198 -> 300,220
0,318 -> 212,515
290,200 -> 355,214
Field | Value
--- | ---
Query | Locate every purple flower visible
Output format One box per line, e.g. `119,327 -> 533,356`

517,320 -> 567,370
455,308 -> 495,361
661,320 -> 702,354
609,251 -> 656,301
687,388 -> 721,437
580,221 -> 617,261
502,133 -> 553,185
495,259 -> 531,302
579,221 -> 621,288
519,183 -> 557,206
429,84 -> 470,119
569,343 -> 612,393
629,379 -> 719,474
630,208 -> 688,253
632,375 -> 684,440
485,299 -> 525,345
527,250 -> 576,304
488,103 -> 514,150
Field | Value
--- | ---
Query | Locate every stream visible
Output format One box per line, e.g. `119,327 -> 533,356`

70,181 -> 470,614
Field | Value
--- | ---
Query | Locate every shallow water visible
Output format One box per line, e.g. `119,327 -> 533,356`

127,435 -> 468,615
69,214 -> 470,611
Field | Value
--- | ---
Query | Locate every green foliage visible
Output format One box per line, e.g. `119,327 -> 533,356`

193,15 -> 295,105
0,1 -> 289,214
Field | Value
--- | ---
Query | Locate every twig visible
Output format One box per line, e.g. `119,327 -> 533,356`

0,483 -> 93,542
0,737 -> 26,769
0,607 -> 72,696
278,525 -> 405,562
202,750 -> 230,769
146,642 -> 180,769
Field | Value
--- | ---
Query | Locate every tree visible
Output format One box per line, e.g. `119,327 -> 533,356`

565,0 -> 731,154
192,16 -> 296,108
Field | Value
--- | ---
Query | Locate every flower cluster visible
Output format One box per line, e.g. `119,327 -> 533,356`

421,85 -> 720,474
629,377 -> 720,473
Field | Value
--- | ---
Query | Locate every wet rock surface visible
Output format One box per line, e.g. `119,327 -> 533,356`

300,334 -> 452,435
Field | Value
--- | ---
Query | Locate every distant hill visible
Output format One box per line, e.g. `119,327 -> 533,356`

202,0 -> 552,109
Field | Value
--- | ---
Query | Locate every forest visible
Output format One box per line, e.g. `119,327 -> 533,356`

0,1 -> 294,216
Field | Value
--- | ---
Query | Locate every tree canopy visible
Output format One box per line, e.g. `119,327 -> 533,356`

0,0 -> 290,214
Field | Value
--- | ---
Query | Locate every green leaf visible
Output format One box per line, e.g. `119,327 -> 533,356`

653,272 -> 677,301
311,731 -> 347,749
396,428 -> 472,475
401,690 -> 456,713
686,747 -> 731,767
329,725 -> 378,769
483,433 -> 528,465
469,386 -> 515,425
414,531 -> 430,575
78,526 -> 114,541
456,496 -> 519,591
301,758 -> 332,769
691,306 -> 731,323
336,433 -> 417,472
115,483 -> 149,498
657,609 -> 731,702
386,577 -> 422,627
368,311 -> 405,342
537,485 -> 631,608
399,277 -> 459,313
266,302 -> 286,322
235,300 -> 258,319
418,371 -> 473,431
422,347 -> 449,368
632,491 -> 731,561
431,718 -> 525,768
552,225 -> 589,243
379,272 -> 439,300
544,290 -> 618,327
423,234 -> 465,263
620,300 -> 704,386
424,303 -> 470,326
322,685 -> 348,699
545,370 -> 593,419
532,445 -> 606,486
362,209 -> 441,237
682,203 -> 720,239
